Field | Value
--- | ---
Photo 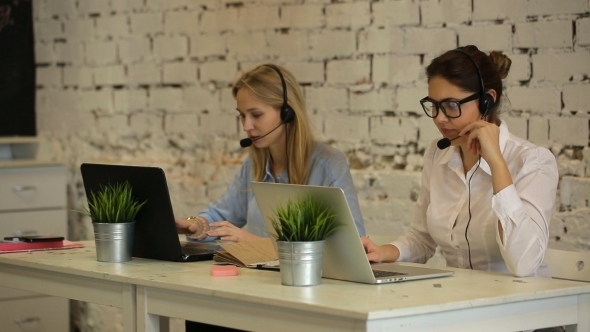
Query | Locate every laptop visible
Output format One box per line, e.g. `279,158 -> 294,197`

251,182 -> 454,284
80,163 -> 221,262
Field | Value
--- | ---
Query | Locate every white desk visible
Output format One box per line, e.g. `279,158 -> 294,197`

133,262 -> 590,332
0,242 -> 201,332
1,242 -> 590,332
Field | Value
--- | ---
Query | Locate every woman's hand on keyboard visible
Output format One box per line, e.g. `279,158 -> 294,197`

176,216 -> 210,240
207,221 -> 262,242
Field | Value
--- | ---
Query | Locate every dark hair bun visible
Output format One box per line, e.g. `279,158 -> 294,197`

488,51 -> 512,79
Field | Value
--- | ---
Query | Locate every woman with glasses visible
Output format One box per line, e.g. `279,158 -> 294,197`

362,45 -> 559,279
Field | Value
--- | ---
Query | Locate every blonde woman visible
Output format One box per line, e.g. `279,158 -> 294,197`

176,64 -> 365,242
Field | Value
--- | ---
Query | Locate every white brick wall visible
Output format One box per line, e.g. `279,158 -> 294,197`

31,1 -> 590,329
153,36 -> 188,61
55,42 -> 83,64
93,65 -> 126,86
563,84 -> 590,111
200,61 -> 238,83
324,114 -> 369,141
113,89 -> 148,112
164,11 -> 199,35
267,31 -> 310,60
63,66 -> 93,87
305,87 -> 349,111
118,37 -> 152,63
532,53 -> 590,82
528,117 -> 549,146
282,62 -> 324,84
130,13 -> 164,35
528,0 -> 588,16
237,6 -> 281,31
184,86 -> 221,113
577,18 -> 590,46
457,24 -> 512,51
37,67 -> 62,87
370,116 -> 418,144
505,54 -> 531,83
549,117 -> 589,146
373,0 -> 420,27
406,28 -> 456,55
202,9 -> 240,33
373,55 -> 422,85
310,30 -> 356,60
325,2 -> 371,28
63,19 -> 95,41
514,21 -> 573,49
350,89 -> 395,112
507,86 -> 561,114
149,88 -> 183,112
358,28 -> 404,54
163,62 -> 198,84
35,20 -> 63,42
95,15 -> 129,39
326,59 -> 370,84
227,33 -> 269,60
421,0 -> 472,26
128,63 -> 161,85
85,41 -> 118,65
281,5 -> 324,29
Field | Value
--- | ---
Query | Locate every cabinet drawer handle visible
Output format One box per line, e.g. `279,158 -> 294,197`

12,185 -> 37,192
14,316 -> 40,324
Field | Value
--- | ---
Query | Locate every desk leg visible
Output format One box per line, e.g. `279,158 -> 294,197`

565,294 -> 590,332
137,286 -> 160,332
123,285 -> 137,332
566,293 -> 590,332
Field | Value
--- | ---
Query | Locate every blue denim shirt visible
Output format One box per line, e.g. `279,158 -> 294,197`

192,143 -> 365,241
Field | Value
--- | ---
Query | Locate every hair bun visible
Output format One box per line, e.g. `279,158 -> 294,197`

488,51 -> 512,79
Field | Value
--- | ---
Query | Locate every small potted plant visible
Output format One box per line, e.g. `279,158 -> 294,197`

75,181 -> 146,262
269,195 -> 341,286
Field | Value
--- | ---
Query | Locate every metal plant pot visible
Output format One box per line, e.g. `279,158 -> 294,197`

278,240 -> 325,286
92,222 -> 135,262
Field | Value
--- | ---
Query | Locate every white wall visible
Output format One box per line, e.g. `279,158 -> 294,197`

32,0 -> 590,330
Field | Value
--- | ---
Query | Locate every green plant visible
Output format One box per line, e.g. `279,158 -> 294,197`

75,181 -> 147,223
269,195 -> 341,242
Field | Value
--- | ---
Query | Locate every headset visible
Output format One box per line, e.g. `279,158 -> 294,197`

452,47 -> 495,119
452,47 -> 491,269
239,64 -> 296,149
263,64 -> 295,124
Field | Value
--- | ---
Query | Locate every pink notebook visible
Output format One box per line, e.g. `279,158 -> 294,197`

0,240 -> 84,253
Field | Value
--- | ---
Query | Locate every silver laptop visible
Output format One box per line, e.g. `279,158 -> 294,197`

251,182 -> 454,284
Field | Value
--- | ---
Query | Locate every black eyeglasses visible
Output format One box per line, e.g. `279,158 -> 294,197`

420,92 -> 480,119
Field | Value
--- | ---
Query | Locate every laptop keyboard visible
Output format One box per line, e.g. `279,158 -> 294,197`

181,246 -> 215,255
372,270 -> 407,278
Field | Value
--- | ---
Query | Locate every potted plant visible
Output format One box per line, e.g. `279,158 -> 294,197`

75,181 -> 146,262
269,195 -> 341,286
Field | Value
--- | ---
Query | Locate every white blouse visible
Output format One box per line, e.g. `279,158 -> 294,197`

391,121 -> 559,277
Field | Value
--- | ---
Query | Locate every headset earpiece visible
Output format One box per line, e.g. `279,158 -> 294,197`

454,47 -> 495,120
480,93 -> 495,119
264,64 -> 296,124
281,106 -> 295,123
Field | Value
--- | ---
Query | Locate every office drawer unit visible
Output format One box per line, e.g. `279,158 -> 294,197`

0,165 -> 69,330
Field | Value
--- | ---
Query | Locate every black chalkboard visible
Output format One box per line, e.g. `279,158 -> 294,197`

0,0 -> 36,137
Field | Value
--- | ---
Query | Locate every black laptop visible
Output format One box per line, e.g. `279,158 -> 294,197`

80,163 -> 220,262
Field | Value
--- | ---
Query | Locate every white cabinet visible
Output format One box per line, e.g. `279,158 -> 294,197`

0,165 -> 69,330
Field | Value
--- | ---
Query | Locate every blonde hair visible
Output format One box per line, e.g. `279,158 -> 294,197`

232,64 -> 315,185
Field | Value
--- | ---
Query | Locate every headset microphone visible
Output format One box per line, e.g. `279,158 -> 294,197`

437,136 -> 461,150
239,122 -> 284,148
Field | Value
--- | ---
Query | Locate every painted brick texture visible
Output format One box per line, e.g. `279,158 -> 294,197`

31,0 -> 590,330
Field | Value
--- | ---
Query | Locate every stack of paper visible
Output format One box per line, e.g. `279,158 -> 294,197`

214,238 -> 279,269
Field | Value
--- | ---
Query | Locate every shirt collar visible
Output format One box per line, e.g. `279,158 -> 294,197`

262,158 -> 289,183
438,120 -> 510,176
262,159 -> 274,182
